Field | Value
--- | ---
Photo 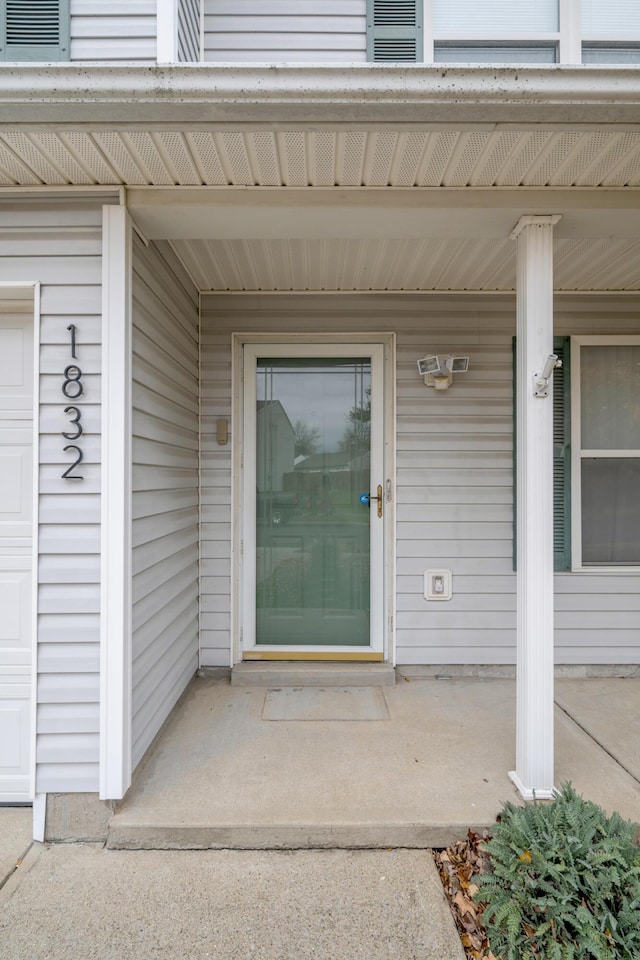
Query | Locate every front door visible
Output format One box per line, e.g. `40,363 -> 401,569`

241,342 -> 385,659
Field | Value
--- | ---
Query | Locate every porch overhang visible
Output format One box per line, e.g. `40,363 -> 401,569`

0,65 -> 640,292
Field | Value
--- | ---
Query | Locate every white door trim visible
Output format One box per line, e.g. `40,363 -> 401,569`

232,332 -> 395,663
0,282 -> 39,805
30,284 -> 40,804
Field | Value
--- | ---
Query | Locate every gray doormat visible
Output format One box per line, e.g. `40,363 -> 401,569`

263,686 -> 390,721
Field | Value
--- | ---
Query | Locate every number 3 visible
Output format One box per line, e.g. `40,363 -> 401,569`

62,405 -> 83,441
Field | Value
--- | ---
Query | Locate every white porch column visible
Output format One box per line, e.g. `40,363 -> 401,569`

509,215 -> 561,800
99,206 -> 132,800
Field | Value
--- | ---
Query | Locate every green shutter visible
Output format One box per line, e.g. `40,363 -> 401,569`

512,336 -> 517,571
366,0 -> 423,62
552,336 -> 571,571
0,1 -> 70,62
512,336 -> 571,572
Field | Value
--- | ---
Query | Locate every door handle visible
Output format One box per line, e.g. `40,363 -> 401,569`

359,484 -> 383,519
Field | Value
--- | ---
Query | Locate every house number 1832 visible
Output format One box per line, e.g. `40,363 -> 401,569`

61,323 -> 84,479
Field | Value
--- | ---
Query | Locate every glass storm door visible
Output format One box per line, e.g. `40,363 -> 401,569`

242,343 -> 385,658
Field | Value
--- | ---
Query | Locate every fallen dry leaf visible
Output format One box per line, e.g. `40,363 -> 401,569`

433,829 -> 494,960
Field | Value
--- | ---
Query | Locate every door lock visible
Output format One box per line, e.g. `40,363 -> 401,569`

359,484 -> 383,519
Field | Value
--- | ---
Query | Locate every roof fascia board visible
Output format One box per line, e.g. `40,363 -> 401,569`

0,65 -> 639,125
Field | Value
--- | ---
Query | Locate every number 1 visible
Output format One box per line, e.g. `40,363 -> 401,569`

67,323 -> 77,359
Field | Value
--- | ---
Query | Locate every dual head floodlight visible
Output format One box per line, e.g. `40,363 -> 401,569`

417,354 -> 470,391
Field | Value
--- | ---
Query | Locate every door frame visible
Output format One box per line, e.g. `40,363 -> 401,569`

231,332 -> 396,664
0,281 -> 40,805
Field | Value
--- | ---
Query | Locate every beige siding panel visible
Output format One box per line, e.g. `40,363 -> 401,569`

131,236 -> 199,772
38,702 -> 99,734
131,657 -> 196,761
200,293 -> 640,667
34,762 -> 99,792
0,200 -> 106,795
40,582 -> 100,613
37,672 -> 99,703
133,525 -> 198,572
132,545 -> 197,602
70,1 -> 156,62
204,0 -> 365,63
132,488 -> 198,521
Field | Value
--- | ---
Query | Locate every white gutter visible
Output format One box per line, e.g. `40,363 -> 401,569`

0,65 -> 639,126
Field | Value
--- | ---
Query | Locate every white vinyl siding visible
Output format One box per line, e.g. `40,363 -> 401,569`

131,236 -> 199,771
0,199 -> 107,794
70,0 -> 156,62
200,293 -> 640,668
178,0 -> 201,61
203,0 -> 366,63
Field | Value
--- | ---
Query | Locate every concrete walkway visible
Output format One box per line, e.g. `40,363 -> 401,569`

0,843 -> 464,960
0,806 -> 31,890
108,675 -> 640,850
2,675 -> 640,960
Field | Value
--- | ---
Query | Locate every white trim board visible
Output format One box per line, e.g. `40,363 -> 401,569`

99,206 -> 133,801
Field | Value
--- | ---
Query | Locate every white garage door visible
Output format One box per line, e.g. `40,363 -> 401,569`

0,312 -> 33,803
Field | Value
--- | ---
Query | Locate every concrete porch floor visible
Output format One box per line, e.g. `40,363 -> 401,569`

108,675 -> 640,850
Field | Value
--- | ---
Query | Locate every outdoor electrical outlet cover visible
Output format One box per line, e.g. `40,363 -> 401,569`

424,569 -> 452,601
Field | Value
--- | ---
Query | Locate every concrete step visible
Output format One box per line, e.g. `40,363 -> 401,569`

230,661 -> 396,687
106,820 -> 477,851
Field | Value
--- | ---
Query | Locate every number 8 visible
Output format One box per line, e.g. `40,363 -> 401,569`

62,365 -> 83,399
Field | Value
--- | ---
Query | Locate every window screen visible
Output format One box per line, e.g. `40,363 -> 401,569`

435,43 -> 557,63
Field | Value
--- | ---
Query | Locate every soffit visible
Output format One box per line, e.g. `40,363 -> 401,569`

169,236 -> 640,292
3,128 -> 640,187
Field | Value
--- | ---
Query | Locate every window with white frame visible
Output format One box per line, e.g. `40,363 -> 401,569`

366,0 -> 640,64
571,337 -> 640,569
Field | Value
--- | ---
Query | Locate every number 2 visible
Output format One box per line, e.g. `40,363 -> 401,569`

61,444 -> 83,480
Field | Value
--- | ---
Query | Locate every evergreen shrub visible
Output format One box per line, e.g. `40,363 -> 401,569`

475,783 -> 640,960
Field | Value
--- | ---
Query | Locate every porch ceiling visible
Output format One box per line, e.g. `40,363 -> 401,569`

168,235 -> 640,293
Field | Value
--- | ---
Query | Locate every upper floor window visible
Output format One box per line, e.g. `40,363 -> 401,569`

0,0 -> 70,61
367,0 -> 640,64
